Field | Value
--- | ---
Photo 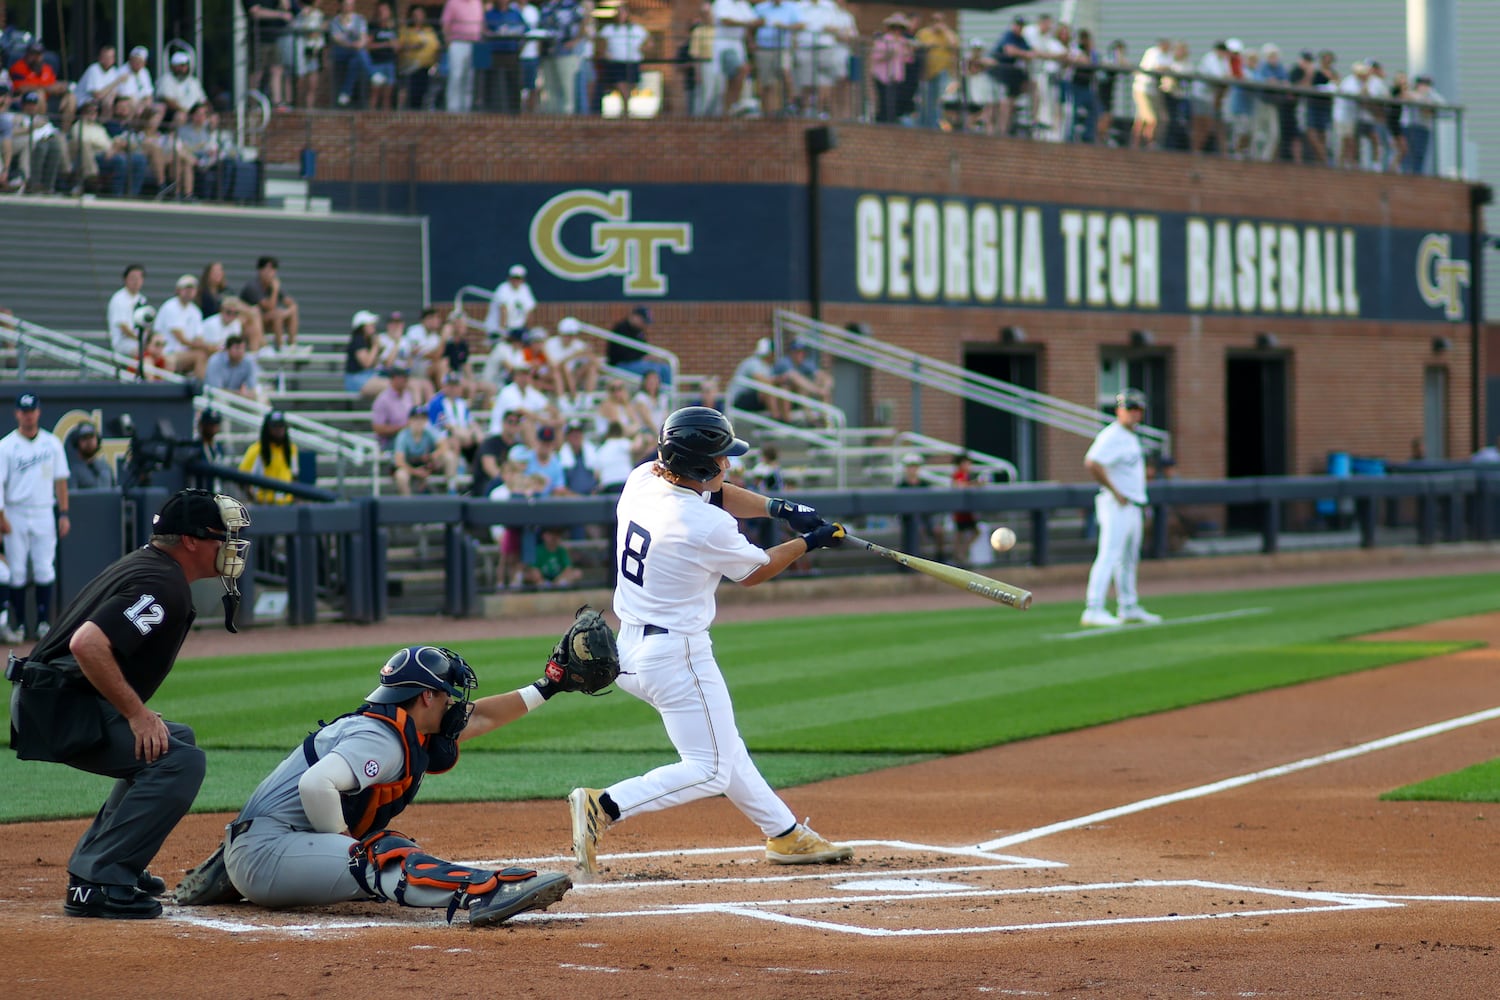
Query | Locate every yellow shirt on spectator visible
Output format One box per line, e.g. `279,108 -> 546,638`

916,25 -> 958,80
399,25 -> 442,73
239,441 -> 300,505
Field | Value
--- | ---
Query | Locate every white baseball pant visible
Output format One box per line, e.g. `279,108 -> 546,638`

4,507 -> 58,586
1084,492 -> 1142,613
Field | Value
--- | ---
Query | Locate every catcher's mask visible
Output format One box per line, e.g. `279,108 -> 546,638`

367,645 -> 479,707
657,406 -> 748,482
152,488 -> 251,633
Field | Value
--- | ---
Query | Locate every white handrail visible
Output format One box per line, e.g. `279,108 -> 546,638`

774,310 -> 1172,457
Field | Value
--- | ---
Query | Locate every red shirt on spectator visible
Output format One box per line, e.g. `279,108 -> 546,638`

9,58 -> 58,93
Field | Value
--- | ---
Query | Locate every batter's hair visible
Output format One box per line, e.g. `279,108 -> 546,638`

651,461 -> 698,488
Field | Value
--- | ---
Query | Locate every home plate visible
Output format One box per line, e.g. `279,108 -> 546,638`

835,878 -> 973,893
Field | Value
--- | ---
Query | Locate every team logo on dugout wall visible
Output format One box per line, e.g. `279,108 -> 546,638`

529,189 -> 693,296
1415,233 -> 1471,321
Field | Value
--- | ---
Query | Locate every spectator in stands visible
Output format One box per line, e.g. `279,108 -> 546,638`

1251,44 -> 1286,163
330,0 -> 374,107
484,264 -> 535,340
1472,435 -> 1500,463
1350,60 -> 1390,170
688,374 -> 725,412
371,365 -> 420,450
77,45 -> 126,106
115,46 -> 154,115
201,262 -> 265,349
137,103 -> 198,199
1401,75 -> 1442,175
523,527 -> 583,588
481,0 -> 527,114
1066,28 -> 1102,144
542,316 -> 599,401
988,15 -> 1031,139
12,91 -> 64,193
401,307 -> 445,396
194,408 -> 227,473
176,101 -> 239,200
730,337 -> 787,419
751,0 -> 795,117
1223,40 -> 1254,157
1159,40 -> 1192,151
538,0 -> 588,115
106,263 -> 149,358
607,306 -> 671,383
437,312 -> 490,405
1131,36 -> 1169,148
70,99 -> 147,196
1332,58 -> 1366,168
489,363 -> 556,433
374,310 -> 405,369
1385,70 -> 1408,172
472,408 -> 527,496
514,422 -> 571,497
158,51 -> 207,117
1024,13 -> 1065,140
290,0 -> 327,109
479,322 -> 527,389
897,452 -> 943,560
246,0 -> 296,110
9,40 -> 75,128
772,339 -> 833,411
743,445 -> 784,548
66,421 -> 115,489
442,0 -> 485,113
950,451 -> 979,565
344,308 -> 388,396
1096,39 -> 1129,145
154,274 -> 213,376
914,12 -> 958,131
398,4 -> 441,109
241,255 -> 303,354
1189,40 -> 1232,154
1283,50 -> 1314,163
698,0 -> 753,117
594,419 -> 638,493
597,2 -> 647,115
392,406 -> 457,494
240,410 -> 300,504
0,84 -> 13,191
557,417 -> 600,495
1304,50 -> 1336,165
595,377 -> 651,444
630,367 -> 669,434
202,295 -> 251,353
205,334 -> 263,400
871,14 -> 915,125
428,370 -> 482,465
367,2 -> 400,110
137,331 -> 171,380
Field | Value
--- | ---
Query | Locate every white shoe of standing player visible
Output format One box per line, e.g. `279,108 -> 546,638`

1118,607 -> 1163,625
1079,608 -> 1121,628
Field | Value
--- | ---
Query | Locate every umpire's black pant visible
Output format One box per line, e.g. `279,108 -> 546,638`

64,704 -> 206,888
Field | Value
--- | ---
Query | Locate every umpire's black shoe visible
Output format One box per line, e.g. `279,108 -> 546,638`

138,870 -> 168,897
64,879 -> 163,919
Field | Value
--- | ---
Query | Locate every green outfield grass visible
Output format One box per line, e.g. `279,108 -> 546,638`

1384,758 -> 1500,803
2,571 -> 1496,822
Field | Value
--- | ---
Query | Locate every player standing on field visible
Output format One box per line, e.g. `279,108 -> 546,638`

5,489 -> 250,918
0,393 -> 71,642
1080,388 -> 1162,628
568,406 -> 855,874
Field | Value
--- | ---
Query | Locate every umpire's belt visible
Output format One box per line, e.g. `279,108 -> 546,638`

4,654 -> 23,683
643,624 -> 669,637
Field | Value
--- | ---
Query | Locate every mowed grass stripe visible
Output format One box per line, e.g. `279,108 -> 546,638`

0,571 -> 1495,820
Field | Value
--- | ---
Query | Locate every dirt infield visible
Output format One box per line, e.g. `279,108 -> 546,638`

5,554 -> 1500,998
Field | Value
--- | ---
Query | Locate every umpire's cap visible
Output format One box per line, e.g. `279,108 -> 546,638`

658,406 -> 748,482
1115,388 -> 1148,411
153,488 -> 229,539
367,645 -> 478,704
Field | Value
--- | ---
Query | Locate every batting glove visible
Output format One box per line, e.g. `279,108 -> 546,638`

769,498 -> 822,533
801,520 -> 846,551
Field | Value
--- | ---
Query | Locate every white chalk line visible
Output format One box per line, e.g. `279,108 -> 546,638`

1046,606 -> 1273,640
977,704 -> 1500,850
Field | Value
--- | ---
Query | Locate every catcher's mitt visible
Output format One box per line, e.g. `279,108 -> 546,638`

544,606 -> 621,696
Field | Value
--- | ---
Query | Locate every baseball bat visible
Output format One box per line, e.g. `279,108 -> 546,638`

841,532 -> 1033,610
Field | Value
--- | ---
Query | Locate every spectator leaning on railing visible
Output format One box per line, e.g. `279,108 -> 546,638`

157,51 -> 208,118
246,0 -> 296,109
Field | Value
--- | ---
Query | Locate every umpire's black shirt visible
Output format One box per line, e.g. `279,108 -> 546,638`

30,545 -> 196,701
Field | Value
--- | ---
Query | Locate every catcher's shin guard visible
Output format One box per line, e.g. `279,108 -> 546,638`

349,829 -> 521,922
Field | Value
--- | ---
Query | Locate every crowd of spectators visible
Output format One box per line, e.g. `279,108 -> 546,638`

1,34 -> 248,198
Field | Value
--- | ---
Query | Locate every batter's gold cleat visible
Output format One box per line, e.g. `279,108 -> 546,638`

766,822 -> 854,865
567,787 -> 608,875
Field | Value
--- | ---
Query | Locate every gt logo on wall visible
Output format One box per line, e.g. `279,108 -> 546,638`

1415,233 -> 1471,321
528,189 -> 693,296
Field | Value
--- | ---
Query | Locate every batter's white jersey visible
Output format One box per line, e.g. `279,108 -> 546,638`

613,462 -> 769,634
1084,421 -> 1148,504
0,429 -> 68,510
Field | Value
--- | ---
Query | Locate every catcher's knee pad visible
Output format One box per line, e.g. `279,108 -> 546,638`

347,829 -> 421,900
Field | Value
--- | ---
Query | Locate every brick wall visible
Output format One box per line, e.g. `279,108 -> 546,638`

264,111 -> 1483,477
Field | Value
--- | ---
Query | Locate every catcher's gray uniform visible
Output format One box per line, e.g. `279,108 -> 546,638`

224,715 -> 405,907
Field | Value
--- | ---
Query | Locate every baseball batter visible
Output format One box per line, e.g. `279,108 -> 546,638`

177,643 -> 582,927
0,392 -> 71,642
568,406 -> 854,874
1081,388 -> 1162,627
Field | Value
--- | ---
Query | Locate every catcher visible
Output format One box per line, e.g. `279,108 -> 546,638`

176,610 -> 619,926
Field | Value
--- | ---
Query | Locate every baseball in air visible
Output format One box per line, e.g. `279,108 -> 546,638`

990,527 -> 1017,552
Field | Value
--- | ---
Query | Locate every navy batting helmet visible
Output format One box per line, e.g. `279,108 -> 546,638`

657,406 -> 748,482
366,646 -> 478,705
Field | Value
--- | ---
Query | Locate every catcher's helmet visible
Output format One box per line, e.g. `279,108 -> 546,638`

1115,388 -> 1147,412
366,645 -> 478,705
657,406 -> 748,482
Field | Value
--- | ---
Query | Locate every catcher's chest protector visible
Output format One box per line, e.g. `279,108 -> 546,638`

302,704 -> 454,838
